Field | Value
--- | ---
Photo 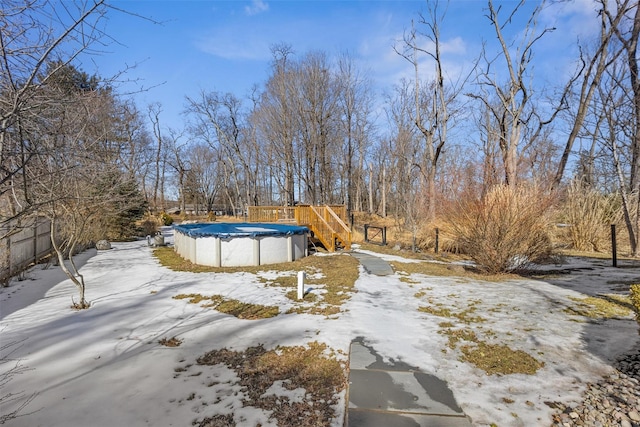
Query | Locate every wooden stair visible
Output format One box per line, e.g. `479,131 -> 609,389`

247,205 -> 351,252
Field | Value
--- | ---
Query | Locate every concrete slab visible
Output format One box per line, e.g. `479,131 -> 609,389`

350,252 -> 394,276
347,339 -> 472,427
348,370 -> 464,416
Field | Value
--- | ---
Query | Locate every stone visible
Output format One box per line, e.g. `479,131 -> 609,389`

628,410 -> 640,421
95,240 -> 111,250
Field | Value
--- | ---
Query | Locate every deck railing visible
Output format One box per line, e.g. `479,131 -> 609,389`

247,206 -> 296,223
247,205 -> 351,252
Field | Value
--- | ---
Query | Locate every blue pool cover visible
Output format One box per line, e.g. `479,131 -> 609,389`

174,222 -> 309,238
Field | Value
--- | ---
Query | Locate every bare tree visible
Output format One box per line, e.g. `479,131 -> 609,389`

383,80 -> 422,244
553,0 -> 629,188
467,0 -> 555,186
185,90 -> 258,211
186,143 -> 222,214
395,1 -> 471,221
148,102 -> 168,213
336,51 -> 374,215
0,0 -> 109,223
165,129 -> 189,215
20,61 -> 146,307
293,51 -> 340,204
256,44 -> 297,206
594,0 -> 640,255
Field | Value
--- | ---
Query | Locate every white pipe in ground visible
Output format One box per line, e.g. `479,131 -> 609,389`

297,271 -> 306,300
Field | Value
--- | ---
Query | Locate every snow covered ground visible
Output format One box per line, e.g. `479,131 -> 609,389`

1,228 -> 639,427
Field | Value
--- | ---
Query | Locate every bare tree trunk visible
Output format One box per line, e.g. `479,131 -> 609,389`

368,165 -> 373,214
50,218 -> 88,309
611,135 -> 637,254
148,103 -> 163,213
553,0 -> 626,188
382,166 -> 387,217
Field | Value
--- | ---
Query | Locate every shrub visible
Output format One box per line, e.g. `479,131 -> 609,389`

630,284 -> 640,326
140,218 -> 158,236
562,180 -> 620,252
159,211 -> 173,226
443,185 -> 554,274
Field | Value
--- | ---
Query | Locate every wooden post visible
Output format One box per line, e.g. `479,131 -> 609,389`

382,227 -> 387,245
364,224 -> 369,243
435,228 -> 439,254
611,224 -> 617,267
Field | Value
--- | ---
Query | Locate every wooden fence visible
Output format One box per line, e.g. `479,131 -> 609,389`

1,217 -> 52,284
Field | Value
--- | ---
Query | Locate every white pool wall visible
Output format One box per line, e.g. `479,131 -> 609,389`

173,224 -> 308,267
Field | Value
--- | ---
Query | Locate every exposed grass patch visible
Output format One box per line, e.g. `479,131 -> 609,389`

393,261 -> 462,277
154,247 -> 359,317
276,254 -> 359,316
158,336 -> 183,347
357,241 -> 442,260
392,261 -> 515,282
399,276 -> 421,284
428,296 -> 543,376
440,327 -> 479,349
565,295 -> 633,319
174,293 -> 279,320
285,290 -> 318,302
194,342 -> 345,427
439,326 -> 544,375
418,302 -> 485,324
460,341 -> 544,376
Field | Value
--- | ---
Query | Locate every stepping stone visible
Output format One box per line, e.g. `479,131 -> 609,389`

347,338 -> 472,427
350,252 -> 394,276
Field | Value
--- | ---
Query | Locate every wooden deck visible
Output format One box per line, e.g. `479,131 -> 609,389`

247,205 -> 351,252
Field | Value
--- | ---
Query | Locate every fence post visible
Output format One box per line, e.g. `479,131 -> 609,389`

33,218 -> 38,265
611,224 -> 617,268
382,227 -> 387,245
1,222 -> 10,284
435,228 -> 439,254
364,224 -> 369,243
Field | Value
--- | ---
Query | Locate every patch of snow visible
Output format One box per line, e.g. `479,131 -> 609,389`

1,232 -> 638,427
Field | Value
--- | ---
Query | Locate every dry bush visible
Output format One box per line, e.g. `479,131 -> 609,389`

561,180 -> 620,252
443,185 -> 554,273
139,217 -> 159,236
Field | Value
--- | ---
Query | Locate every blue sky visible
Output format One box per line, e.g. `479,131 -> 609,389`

84,0 -> 599,131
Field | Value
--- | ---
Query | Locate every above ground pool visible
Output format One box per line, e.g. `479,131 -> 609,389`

173,222 -> 309,267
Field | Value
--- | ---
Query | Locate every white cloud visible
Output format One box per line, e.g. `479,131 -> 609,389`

245,0 -> 269,16
195,29 -> 271,61
540,0 -> 600,40
441,36 -> 466,55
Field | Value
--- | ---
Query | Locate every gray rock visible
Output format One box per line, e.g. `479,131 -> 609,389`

95,240 -> 111,250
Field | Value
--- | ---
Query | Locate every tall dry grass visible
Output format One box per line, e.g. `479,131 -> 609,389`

562,180 -> 621,252
442,185 -> 555,273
